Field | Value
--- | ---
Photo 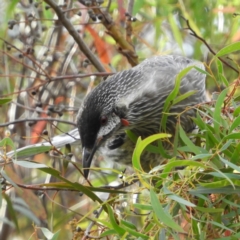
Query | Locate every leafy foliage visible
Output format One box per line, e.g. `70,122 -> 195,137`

1,0 -> 240,239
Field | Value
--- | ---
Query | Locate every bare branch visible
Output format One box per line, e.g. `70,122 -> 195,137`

182,17 -> 239,74
80,0 -> 139,66
43,0 -> 106,73
0,118 -> 76,127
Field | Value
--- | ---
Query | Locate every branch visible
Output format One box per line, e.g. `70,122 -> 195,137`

182,17 -> 239,74
79,0 -> 139,66
0,72 -> 114,98
0,118 -> 76,127
43,0 -> 106,73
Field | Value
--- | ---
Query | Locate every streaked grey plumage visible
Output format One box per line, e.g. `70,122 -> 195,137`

77,55 -> 206,178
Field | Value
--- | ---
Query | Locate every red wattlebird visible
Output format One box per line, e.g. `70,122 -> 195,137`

77,55 -> 206,178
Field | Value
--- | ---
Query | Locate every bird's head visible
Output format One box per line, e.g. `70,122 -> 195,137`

77,82 -> 129,178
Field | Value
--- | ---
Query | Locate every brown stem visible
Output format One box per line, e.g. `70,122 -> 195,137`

182,17 -> 239,74
43,0 -> 106,73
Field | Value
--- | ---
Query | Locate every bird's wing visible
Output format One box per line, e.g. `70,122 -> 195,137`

139,55 -> 206,101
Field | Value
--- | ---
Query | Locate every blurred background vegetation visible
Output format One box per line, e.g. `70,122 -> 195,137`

1,0 -> 240,239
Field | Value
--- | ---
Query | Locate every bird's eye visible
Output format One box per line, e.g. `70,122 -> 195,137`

100,116 -> 108,125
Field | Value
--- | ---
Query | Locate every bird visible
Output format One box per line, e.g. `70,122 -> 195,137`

77,55 -> 206,178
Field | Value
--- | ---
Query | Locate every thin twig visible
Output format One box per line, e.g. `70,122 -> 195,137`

0,118 -> 76,127
79,0 -> 139,66
11,101 -> 77,114
3,176 -> 139,192
51,72 -> 114,81
125,0 -> 135,43
0,38 -> 52,80
43,0 -> 106,73
84,207 -> 103,239
182,17 -> 239,74
0,72 -> 114,98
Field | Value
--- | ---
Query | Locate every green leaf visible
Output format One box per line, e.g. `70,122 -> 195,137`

150,189 -> 184,232
96,219 -> 114,229
168,14 -> 184,54
0,170 -> 19,190
195,207 -> 224,213
6,0 -> 19,16
213,88 -> 228,132
154,160 -> 206,178
205,127 -> 221,146
216,58 -> 223,74
205,170 -> 234,188
126,130 -> 161,154
133,203 -> 153,211
0,98 -> 12,105
120,224 -> 149,239
179,124 -> 202,155
0,217 -> 15,229
168,194 -> 196,207
229,116 -> 240,132
219,73 -> 229,87
199,179 -> 237,188
216,42 -> 240,57
162,185 -> 196,207
120,220 -> 137,230
194,66 -> 213,78
132,137 -> 143,172
41,228 -> 54,239
0,137 -> 15,149
133,1 -> 145,15
157,140 -> 172,158
100,229 -> 117,237
223,198 -> 240,208
50,230 -> 61,240
194,111 -> 207,130
161,66 -> 194,130
40,228 -> 60,240
13,160 -> 48,168
207,172 -> 240,180
172,123 -> 179,156
14,204 -> 40,226
172,90 -> 197,105
222,133 -> 240,141
132,133 -> 171,172
209,221 -> 235,234
189,186 -> 240,194
233,105 -> 240,117
106,204 -> 125,236
233,92 -> 240,102
219,140 -> 233,152
15,146 -> 52,158
218,155 -> 240,173
191,153 -> 212,160
231,142 -> 240,164
120,220 -> 149,239
39,168 -> 109,211
125,130 -> 138,143
4,194 -> 19,230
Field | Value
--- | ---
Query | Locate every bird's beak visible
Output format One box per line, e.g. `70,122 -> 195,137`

82,138 -> 103,178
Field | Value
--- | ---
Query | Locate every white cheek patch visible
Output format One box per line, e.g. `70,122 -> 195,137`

97,114 -> 122,140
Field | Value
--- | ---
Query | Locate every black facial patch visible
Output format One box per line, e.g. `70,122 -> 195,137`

108,133 -> 126,150
78,105 -> 101,149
